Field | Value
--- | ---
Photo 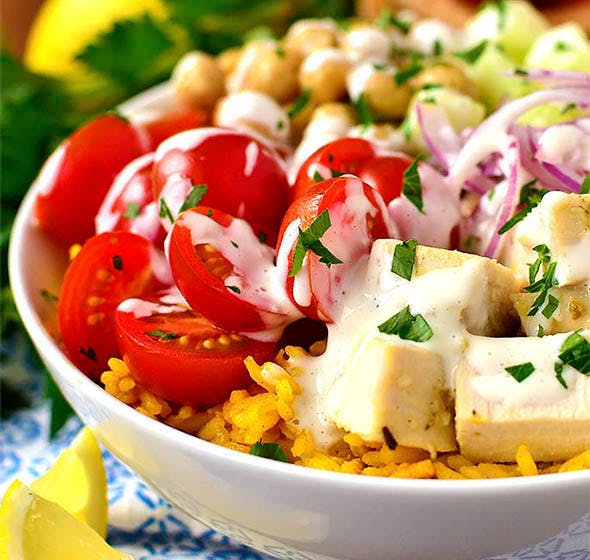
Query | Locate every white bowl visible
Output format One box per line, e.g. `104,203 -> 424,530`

9,83 -> 590,560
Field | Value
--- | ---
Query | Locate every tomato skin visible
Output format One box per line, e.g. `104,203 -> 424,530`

35,114 -> 149,246
357,155 -> 413,205
58,232 -> 164,379
116,302 -> 276,407
95,153 -> 166,246
153,128 -> 289,232
277,176 -> 392,322
292,138 -> 376,202
168,206 -> 286,332
144,110 -> 207,150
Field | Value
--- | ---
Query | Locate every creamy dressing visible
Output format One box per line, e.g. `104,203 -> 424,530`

340,27 -> 391,62
407,19 -> 465,54
347,124 -> 406,152
301,48 -> 349,73
244,141 -> 259,177
536,124 -> 590,172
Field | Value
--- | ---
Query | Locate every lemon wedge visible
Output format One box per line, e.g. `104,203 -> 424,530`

0,480 -> 132,560
30,427 -> 107,537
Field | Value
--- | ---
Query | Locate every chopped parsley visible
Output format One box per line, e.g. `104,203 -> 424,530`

480,0 -> 508,30
514,68 -> 529,76
257,231 -> 267,244
179,184 -> 208,213
352,93 -> 376,127
274,46 -> 285,58
391,239 -> 417,281
557,331 -> 590,375
505,362 -> 535,383
112,255 -> 123,271
159,197 -> 174,223
422,96 -> 437,104
421,83 -> 443,91
402,158 -> 424,213
40,289 -> 58,303
288,89 -> 310,119
554,362 -> 567,389
555,41 -> 570,52
227,285 -> 241,294
498,180 -> 547,234
453,40 -> 488,65
145,329 -> 180,341
394,63 -> 423,85
123,202 -> 141,219
541,294 -> 559,319
561,102 -> 577,115
276,119 -> 285,130
377,9 -> 411,34
373,62 -> 388,71
289,210 -> 342,277
207,208 -> 214,217
523,244 -> 558,317
313,169 -> 324,183
537,324 -> 545,337
80,346 -> 97,362
580,173 -> 590,194
378,305 -> 433,342
231,240 -> 239,248
250,441 -> 289,462
432,39 -> 443,56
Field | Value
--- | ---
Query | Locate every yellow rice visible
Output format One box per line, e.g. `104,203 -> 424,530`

101,346 -> 590,479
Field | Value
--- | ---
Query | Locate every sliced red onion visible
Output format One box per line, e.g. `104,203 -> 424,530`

415,102 -> 462,171
505,69 -> 590,88
541,161 -> 583,191
482,136 -> 520,258
450,87 -> 590,189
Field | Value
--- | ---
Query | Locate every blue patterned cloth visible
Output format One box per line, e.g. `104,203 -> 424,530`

1,345 -> 588,560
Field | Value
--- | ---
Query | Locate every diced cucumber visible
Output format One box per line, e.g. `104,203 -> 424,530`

465,0 -> 549,64
524,23 -> 590,73
519,102 -> 589,127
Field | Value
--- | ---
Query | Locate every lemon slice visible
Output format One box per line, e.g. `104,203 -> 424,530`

0,480 -> 132,560
30,427 -> 107,537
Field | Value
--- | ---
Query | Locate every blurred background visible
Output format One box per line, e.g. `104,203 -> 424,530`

0,0 -> 588,426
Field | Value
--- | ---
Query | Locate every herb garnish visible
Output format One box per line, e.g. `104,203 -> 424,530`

145,329 -> 180,341
498,180 -> 547,234
402,158 -> 424,213
274,46 -> 285,58
313,170 -> 324,183
377,9 -> 411,34
537,324 -> 545,337
179,183 -> 208,213
541,294 -> 559,319
288,89 -> 310,119
453,40 -> 488,65
257,231 -> 267,244
124,202 -> 141,219
394,63 -> 423,86
352,93 -> 376,127
561,102 -> 577,115
391,239 -> 417,281
227,285 -> 241,294
505,362 -> 535,382
80,346 -> 97,362
580,173 -> 590,194
378,305 -> 433,342
250,441 -> 289,462
432,39 -> 443,56
555,41 -> 570,52
554,362 -> 567,389
40,289 -> 59,303
373,62 -> 388,71
557,331 -> 590,375
207,209 -> 214,217
514,68 -> 529,76
480,0 -> 508,30
231,240 -> 239,248
159,197 -> 174,223
289,210 -> 342,277
112,255 -> 123,271
523,244 -> 558,316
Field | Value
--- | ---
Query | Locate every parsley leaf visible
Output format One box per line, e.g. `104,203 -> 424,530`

524,248 -> 558,317
378,305 -> 433,342
453,40 -> 488,65
289,210 -> 342,277
514,68 -> 529,76
227,285 -> 241,294
159,198 -> 175,223
257,231 -> 267,244
558,332 -> 590,375
313,170 -> 324,182
432,39 -> 443,56
112,255 -> 123,271
505,362 -> 535,383
76,14 -> 176,88
580,173 -> 590,195
394,63 -> 423,85
391,239 -> 417,281
402,158 -> 424,213
352,93 -> 376,126
541,294 -> 559,319
250,441 -> 289,462
145,329 -> 180,341
554,362 -> 568,389
561,102 -> 577,115
288,89 -> 310,119
124,202 -> 141,219
179,184 -> 208,213
376,9 -> 411,34
498,180 -> 547,234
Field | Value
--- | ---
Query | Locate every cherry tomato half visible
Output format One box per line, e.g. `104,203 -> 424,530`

35,114 -> 149,246
153,128 -> 289,232
357,155 -> 413,205
95,153 -> 166,246
144,109 -> 207,150
57,232 -> 166,379
277,175 -> 392,322
116,294 -> 276,407
168,206 -> 290,332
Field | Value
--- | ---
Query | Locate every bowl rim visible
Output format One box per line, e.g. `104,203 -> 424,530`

8,81 -> 590,495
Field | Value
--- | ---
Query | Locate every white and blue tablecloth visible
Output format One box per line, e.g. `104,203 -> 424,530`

1,343 -> 589,560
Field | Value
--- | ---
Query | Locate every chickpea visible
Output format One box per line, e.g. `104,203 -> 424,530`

214,91 -> 290,145
306,102 -> 356,137
217,47 -> 242,77
299,49 -> 351,104
348,123 -> 405,151
409,63 -> 477,98
347,63 -> 411,120
339,24 -> 391,62
227,40 -> 301,104
284,18 -> 338,58
172,51 -> 225,110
